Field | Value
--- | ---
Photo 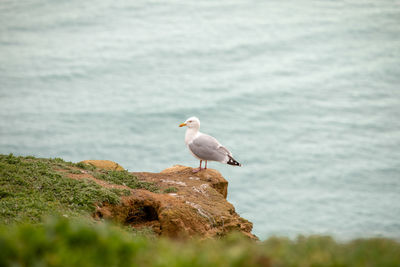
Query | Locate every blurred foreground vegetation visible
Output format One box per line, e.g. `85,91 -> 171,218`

1,217 -> 399,267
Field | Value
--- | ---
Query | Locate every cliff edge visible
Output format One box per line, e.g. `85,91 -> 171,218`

84,163 -> 257,239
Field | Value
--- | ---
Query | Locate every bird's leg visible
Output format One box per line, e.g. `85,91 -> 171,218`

205,160 -> 207,169
192,160 -> 202,173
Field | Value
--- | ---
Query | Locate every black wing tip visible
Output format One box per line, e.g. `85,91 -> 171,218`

227,156 -> 242,167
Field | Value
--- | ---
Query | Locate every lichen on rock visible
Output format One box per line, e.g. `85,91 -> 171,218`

79,160 -> 125,171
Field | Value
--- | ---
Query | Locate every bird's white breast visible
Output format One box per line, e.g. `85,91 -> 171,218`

185,128 -> 200,145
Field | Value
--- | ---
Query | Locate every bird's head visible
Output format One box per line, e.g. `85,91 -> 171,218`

179,117 -> 200,129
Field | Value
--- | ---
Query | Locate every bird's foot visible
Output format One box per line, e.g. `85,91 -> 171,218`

192,167 -> 203,173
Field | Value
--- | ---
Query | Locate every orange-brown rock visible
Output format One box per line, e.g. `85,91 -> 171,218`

94,165 -> 258,240
79,160 -> 125,171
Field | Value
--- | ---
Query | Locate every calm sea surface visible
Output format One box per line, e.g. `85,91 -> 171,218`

1,0 -> 400,240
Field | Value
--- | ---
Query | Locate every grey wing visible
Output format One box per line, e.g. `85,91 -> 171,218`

218,145 -> 232,157
188,134 -> 231,162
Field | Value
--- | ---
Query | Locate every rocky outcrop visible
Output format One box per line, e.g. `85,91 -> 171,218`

79,162 -> 257,240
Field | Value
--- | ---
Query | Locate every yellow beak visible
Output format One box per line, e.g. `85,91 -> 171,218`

179,123 -> 187,127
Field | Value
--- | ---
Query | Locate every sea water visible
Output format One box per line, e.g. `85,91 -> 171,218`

1,0 -> 400,240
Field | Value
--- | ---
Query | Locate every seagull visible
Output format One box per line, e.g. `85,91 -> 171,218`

179,117 -> 242,173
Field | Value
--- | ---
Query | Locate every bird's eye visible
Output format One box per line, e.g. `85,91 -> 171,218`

188,120 -> 192,123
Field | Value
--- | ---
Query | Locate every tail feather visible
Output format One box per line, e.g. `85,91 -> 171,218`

227,156 -> 242,167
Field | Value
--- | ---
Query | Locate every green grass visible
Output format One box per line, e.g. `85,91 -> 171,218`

93,170 -> 159,193
0,154 -> 156,224
0,217 -> 399,267
163,187 -> 178,193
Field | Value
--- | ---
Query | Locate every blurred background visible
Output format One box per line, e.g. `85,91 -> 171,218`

1,0 -> 399,240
